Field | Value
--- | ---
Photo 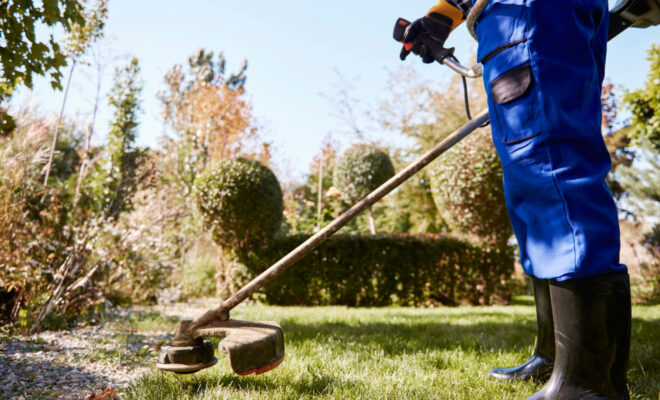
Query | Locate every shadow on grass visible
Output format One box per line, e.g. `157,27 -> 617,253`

278,315 -> 660,399
279,313 -> 538,355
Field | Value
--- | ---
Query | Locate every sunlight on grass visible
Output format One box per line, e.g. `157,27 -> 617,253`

122,304 -> 660,400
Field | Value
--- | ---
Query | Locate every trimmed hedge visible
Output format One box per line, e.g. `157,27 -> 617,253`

194,158 -> 283,251
428,129 -> 511,245
333,145 -> 395,204
243,234 -> 514,306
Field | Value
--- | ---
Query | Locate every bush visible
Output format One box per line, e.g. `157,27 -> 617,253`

636,224 -> 660,301
333,145 -> 395,204
194,157 -> 284,251
427,129 -> 511,245
243,234 -> 514,306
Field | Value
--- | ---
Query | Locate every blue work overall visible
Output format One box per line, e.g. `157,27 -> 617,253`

474,0 -> 627,280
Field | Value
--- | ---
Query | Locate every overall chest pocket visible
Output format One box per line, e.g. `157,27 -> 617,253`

482,41 -> 548,145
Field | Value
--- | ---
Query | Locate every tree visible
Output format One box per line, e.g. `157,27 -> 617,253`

613,44 -> 660,219
623,44 -> 660,149
616,141 -> 660,219
42,0 -> 109,185
159,48 -> 253,171
601,81 -> 618,135
0,0 -> 84,99
92,57 -> 144,220
333,144 -> 395,234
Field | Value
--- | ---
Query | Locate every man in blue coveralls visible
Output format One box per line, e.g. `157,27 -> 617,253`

400,0 -> 631,399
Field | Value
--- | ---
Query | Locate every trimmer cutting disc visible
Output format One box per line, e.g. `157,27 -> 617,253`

156,338 -> 218,374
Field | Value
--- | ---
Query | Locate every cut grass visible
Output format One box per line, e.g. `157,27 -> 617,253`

122,301 -> 660,399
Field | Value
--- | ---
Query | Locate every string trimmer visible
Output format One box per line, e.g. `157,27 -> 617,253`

156,0 -> 659,376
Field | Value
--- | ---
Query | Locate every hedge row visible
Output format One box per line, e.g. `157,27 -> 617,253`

242,234 -> 514,306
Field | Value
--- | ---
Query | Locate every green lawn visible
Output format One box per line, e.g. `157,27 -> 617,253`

123,299 -> 660,400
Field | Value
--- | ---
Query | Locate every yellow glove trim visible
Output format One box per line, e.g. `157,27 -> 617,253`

427,0 -> 466,30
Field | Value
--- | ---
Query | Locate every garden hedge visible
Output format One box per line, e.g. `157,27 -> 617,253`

194,157 -> 283,251
243,233 -> 514,306
333,144 -> 395,204
428,129 -> 511,245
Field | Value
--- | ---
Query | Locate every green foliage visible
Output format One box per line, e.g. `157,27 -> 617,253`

0,108 -> 16,136
179,252 -> 218,300
194,158 -> 284,251
333,145 -> 395,204
244,234 -> 514,306
623,44 -> 660,149
283,138 -> 365,234
63,0 -> 108,58
604,127 -> 636,201
428,129 -> 511,245
616,140 -> 660,218
0,107 -> 88,328
635,224 -> 660,301
0,0 -> 85,99
86,57 -> 144,220
378,71 -> 490,234
644,224 -> 660,256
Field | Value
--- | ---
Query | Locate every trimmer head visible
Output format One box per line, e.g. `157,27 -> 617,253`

156,319 -> 285,376
156,338 -> 218,374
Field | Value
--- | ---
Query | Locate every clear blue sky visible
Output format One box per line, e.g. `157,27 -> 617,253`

11,0 -> 660,181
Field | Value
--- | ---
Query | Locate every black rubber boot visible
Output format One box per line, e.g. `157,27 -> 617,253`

527,272 -> 631,400
489,277 -> 554,381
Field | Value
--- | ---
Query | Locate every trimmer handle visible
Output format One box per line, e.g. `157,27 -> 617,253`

393,18 -> 455,64
394,18 -> 482,78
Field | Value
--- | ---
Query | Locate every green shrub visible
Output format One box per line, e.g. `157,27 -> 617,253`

194,158 -> 284,251
243,234 -> 514,306
427,129 -> 511,245
333,145 -> 395,204
179,252 -> 217,300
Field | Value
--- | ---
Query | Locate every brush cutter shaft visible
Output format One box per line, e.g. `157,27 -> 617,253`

209,108 -> 490,316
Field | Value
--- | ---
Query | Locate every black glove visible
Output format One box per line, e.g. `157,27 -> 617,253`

400,13 -> 454,63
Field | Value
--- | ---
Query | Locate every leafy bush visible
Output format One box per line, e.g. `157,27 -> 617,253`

427,129 -> 511,245
0,109 -> 81,327
623,44 -> 660,149
333,144 -> 395,204
194,158 -> 284,251
243,234 -> 514,306
635,224 -> 660,301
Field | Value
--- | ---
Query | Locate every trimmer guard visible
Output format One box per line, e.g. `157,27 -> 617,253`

203,320 -> 285,375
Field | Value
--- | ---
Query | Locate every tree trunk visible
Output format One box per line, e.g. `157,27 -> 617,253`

43,59 -> 77,186
75,56 -> 103,200
368,207 -> 377,234
316,160 -> 323,232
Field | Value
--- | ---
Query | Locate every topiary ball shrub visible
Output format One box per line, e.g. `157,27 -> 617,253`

194,157 -> 283,251
333,144 -> 395,204
427,129 -> 512,245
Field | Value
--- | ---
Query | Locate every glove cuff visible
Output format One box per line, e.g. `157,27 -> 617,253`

427,0 -> 465,30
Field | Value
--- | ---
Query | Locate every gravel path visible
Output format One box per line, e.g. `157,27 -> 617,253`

0,300 -> 215,400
